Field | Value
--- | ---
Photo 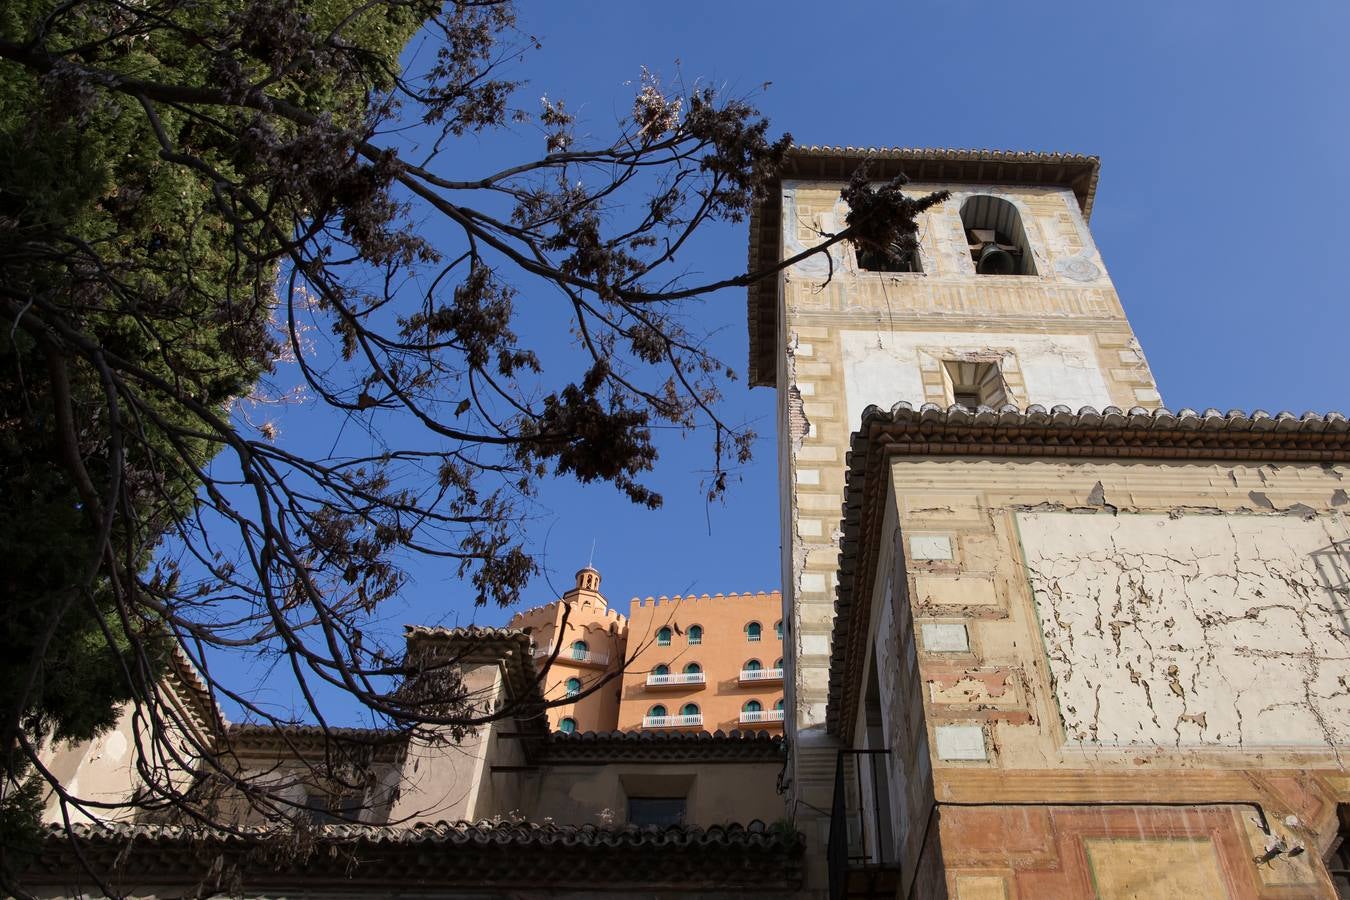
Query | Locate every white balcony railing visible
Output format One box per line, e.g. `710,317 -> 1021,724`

646,671 -> 706,687
643,714 -> 703,728
739,709 -> 786,724
533,645 -> 609,666
738,667 -> 784,682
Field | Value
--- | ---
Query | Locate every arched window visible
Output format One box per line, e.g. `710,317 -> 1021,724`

648,704 -> 668,718
743,699 -> 762,713
656,626 -> 672,646
687,624 -> 703,645
960,195 -> 1036,276
652,663 -> 670,676
680,703 -> 700,717
774,658 -> 783,669
565,677 -> 581,696
571,640 -> 588,660
559,717 -> 577,734
774,620 -> 782,640
746,621 -> 762,642
775,698 -> 784,711
682,662 -> 702,674
744,659 -> 762,672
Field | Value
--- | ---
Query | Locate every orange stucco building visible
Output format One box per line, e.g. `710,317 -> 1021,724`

507,568 -> 784,735
618,591 -> 784,733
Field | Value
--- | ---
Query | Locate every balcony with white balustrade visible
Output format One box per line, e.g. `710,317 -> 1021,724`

642,714 -> 703,729
645,671 -> 706,689
738,709 -> 786,725
737,666 -> 784,684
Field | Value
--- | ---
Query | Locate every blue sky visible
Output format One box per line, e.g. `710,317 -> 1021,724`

212,0 -> 1350,720
452,0 -> 1349,609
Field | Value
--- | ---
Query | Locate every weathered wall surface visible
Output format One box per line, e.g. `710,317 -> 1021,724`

868,455 -> 1350,898
388,661 -> 517,824
1020,511 -> 1350,749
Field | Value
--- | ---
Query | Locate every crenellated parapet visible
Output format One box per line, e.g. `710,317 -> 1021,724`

631,590 -> 781,609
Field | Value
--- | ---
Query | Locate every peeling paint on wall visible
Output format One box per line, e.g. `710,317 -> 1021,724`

1017,511 -> 1350,750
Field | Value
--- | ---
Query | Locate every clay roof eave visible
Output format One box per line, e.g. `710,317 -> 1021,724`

28,819 -> 806,894
825,402 -> 1350,740
744,146 -> 1101,387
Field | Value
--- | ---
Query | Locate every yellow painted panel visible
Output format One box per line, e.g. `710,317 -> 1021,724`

1085,838 -> 1227,899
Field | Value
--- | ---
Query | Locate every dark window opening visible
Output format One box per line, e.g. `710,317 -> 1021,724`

1330,804 -> 1350,898
857,242 -> 921,273
628,796 -> 687,828
944,360 -> 1009,411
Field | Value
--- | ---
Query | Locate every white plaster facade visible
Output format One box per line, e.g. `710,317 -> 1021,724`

840,329 -> 1115,426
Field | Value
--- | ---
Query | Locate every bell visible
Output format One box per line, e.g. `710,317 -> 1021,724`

976,242 -> 1016,275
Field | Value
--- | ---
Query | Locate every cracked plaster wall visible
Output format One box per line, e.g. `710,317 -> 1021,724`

1019,512 -> 1350,751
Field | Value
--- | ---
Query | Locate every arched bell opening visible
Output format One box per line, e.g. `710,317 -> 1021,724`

960,195 -> 1036,275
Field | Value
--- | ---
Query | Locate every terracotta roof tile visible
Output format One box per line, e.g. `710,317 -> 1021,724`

30,820 -> 804,892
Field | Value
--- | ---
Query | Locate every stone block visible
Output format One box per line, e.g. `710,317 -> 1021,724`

909,534 -> 953,560
797,445 -> 837,462
935,724 -> 987,761
920,623 -> 970,653
797,491 -> 841,511
799,572 -> 828,593
913,575 -> 999,609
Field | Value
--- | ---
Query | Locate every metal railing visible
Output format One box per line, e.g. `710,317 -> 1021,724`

738,709 -> 786,724
642,714 -> 703,728
738,667 -> 784,682
828,748 -> 898,900
532,645 -> 610,666
646,671 -> 706,686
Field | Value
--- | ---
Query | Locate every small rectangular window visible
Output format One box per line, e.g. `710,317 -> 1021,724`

628,796 -> 686,828
943,360 -> 1009,411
